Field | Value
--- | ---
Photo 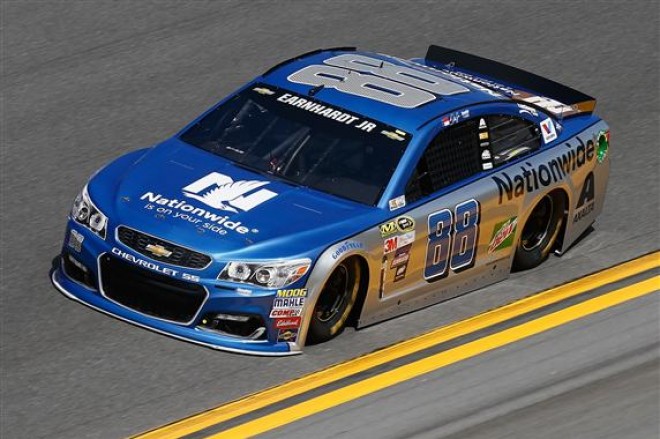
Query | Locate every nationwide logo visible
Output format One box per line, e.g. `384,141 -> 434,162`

488,217 -> 518,254
492,135 -> 596,204
182,172 -> 277,213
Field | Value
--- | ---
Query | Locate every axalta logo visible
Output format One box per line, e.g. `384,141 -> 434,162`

182,172 -> 277,213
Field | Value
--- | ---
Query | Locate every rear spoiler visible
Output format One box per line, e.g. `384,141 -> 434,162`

425,45 -> 596,118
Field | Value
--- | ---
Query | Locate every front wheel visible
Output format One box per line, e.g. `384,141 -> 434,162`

307,258 -> 360,344
513,192 -> 566,270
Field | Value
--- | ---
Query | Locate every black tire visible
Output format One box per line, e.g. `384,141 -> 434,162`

513,191 -> 566,271
307,258 -> 361,344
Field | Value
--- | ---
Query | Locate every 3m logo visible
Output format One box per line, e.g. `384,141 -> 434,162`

182,172 -> 277,213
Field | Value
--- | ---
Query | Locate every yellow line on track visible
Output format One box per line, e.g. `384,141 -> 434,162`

209,276 -> 659,438
133,252 -> 659,439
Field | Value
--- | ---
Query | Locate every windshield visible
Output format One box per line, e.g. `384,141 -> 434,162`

179,84 -> 410,205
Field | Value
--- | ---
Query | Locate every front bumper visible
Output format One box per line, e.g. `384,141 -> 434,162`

51,222 -> 302,356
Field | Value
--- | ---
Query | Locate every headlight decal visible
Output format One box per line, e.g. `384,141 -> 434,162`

71,185 -> 108,239
219,259 -> 310,288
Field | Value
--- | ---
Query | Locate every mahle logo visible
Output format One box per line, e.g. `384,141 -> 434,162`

182,172 -> 277,213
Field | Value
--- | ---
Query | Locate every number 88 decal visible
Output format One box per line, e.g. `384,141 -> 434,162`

424,199 -> 480,280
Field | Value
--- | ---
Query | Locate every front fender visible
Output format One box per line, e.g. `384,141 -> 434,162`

296,237 -> 380,348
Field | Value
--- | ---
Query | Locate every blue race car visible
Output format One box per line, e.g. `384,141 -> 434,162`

52,46 -> 610,355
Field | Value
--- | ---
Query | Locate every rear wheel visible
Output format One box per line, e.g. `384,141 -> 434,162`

307,258 -> 360,344
513,192 -> 565,270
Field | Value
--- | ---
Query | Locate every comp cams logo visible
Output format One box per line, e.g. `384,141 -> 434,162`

182,172 -> 277,213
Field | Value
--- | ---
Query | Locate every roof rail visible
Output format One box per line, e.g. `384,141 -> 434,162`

262,47 -> 357,76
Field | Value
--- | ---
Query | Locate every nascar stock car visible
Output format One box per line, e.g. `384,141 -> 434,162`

51,45 -> 610,355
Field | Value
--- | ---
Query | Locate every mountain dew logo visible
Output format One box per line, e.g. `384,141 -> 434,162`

597,130 -> 609,163
488,217 -> 518,254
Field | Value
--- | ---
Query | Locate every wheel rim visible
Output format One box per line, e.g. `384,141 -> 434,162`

521,195 -> 554,251
316,264 -> 350,323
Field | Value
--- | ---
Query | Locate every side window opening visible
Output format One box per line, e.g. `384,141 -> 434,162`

487,115 -> 541,166
406,119 -> 481,202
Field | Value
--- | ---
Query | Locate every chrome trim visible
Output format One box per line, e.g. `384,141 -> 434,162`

97,252 -> 210,326
51,269 -> 300,356
114,225 -> 212,270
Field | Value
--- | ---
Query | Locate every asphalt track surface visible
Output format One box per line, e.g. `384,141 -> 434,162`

1,1 -> 658,438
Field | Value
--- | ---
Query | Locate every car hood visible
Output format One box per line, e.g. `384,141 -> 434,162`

90,139 -> 377,259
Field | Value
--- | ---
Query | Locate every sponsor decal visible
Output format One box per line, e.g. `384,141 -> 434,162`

145,244 -> 172,258
488,217 -> 518,254
442,115 -> 455,127
331,241 -> 364,260
111,247 -> 177,277
68,229 -> 84,253
270,291 -> 306,319
397,230 -> 415,247
182,172 -> 276,213
389,195 -> 406,211
380,220 -> 397,237
519,93 -> 575,116
252,87 -> 275,95
383,236 -> 398,254
394,263 -> 408,282
140,171 -> 275,235
540,118 -> 558,144
597,130 -> 609,163
390,244 -> 411,268
437,68 -> 578,117
441,109 -> 470,127
573,172 -> 595,223
396,216 -> 415,233
277,328 -> 299,342
492,135 -> 596,204
379,215 -> 415,238
440,69 -> 515,97
110,247 -> 200,282
384,231 -> 415,255
276,288 -> 308,298
277,93 -> 377,132
381,130 -> 406,141
274,317 -> 301,330
269,308 -> 303,318
272,297 -> 305,308
479,117 -> 493,171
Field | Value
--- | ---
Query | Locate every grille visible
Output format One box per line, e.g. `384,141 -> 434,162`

100,254 -> 207,324
117,226 -> 211,269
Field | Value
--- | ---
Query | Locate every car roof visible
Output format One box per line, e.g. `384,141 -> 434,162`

261,48 -> 509,133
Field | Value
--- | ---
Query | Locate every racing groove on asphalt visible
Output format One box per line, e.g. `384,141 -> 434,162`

1,2 -> 658,438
